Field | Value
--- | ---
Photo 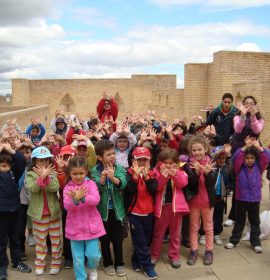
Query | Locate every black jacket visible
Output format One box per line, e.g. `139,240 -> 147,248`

183,160 -> 217,208
0,151 -> 26,212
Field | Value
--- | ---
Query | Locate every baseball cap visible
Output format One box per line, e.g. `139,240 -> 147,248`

31,146 -> 53,159
77,141 -> 87,147
132,147 -> 151,159
60,145 -> 76,156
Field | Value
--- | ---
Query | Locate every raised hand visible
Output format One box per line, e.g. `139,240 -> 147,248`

73,185 -> 88,202
105,164 -> 115,180
160,163 -> 169,178
190,161 -> 201,175
149,128 -> 157,143
132,160 -> 144,176
33,164 -> 55,179
55,155 -> 68,171
249,105 -> 260,116
201,160 -> 215,175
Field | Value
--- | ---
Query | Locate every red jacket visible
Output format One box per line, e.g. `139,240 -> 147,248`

97,98 -> 118,122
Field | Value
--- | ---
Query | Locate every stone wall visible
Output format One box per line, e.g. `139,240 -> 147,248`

0,105 -> 50,132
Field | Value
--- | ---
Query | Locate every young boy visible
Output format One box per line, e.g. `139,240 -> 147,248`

0,143 -> 32,280
91,140 -> 127,277
125,146 -> 158,279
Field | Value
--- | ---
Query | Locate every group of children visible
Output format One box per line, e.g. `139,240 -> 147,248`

0,106 -> 269,280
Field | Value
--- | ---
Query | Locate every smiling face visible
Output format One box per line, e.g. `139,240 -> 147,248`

70,166 -> 87,185
191,143 -> 206,161
116,138 -> 129,151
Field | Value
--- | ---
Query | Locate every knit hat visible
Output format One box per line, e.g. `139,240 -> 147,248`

31,146 -> 53,159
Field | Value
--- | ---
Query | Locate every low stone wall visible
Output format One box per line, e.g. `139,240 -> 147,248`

0,105 -> 50,132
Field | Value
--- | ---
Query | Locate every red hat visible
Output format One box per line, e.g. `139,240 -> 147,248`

77,141 -> 87,147
132,147 -> 151,159
60,145 -> 76,156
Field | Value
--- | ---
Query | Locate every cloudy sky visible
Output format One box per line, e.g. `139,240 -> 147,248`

0,0 -> 270,91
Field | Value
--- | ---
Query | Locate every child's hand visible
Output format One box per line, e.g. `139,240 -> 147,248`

142,163 -> 151,180
168,163 -> 178,177
253,139 -> 264,152
73,185 -> 88,202
149,128 -> 157,143
100,170 -> 108,185
55,155 -> 68,171
33,164 -> 55,180
249,104 -> 260,116
132,160 -> 143,176
160,164 -> 169,178
106,164 -> 115,180
201,160 -> 215,175
1,142 -> 15,154
190,161 -> 201,175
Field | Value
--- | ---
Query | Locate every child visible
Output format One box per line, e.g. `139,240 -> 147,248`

26,146 -> 61,276
199,144 -> 233,246
25,119 -> 46,146
0,143 -> 32,280
63,156 -> 106,280
151,148 -> 189,269
125,146 -> 158,279
183,135 -> 217,266
225,137 -> 270,253
91,140 -> 127,277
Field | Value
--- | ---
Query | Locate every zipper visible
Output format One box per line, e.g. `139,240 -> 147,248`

159,180 -> 166,217
172,180 -> 176,215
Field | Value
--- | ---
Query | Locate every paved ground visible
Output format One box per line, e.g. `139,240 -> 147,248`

7,178 -> 270,280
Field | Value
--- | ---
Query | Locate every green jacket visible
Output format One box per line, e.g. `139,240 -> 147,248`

92,163 -> 127,222
26,171 -> 60,221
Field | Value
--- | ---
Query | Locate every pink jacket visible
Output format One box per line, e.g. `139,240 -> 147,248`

153,167 -> 189,218
234,115 -> 264,134
63,179 -> 106,240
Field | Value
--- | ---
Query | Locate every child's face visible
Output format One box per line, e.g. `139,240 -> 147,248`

56,122 -> 65,129
77,146 -> 87,157
191,143 -> 206,161
244,153 -> 256,167
136,158 -> 150,167
216,154 -> 227,167
19,148 -> 32,162
100,148 -> 116,165
70,166 -> 87,185
31,128 -> 39,137
36,158 -> 50,168
116,139 -> 129,151
159,142 -> 169,151
222,98 -> 232,111
162,159 -> 175,169
0,162 -> 11,173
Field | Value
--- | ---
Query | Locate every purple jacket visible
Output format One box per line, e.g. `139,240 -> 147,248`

63,179 -> 106,241
233,148 -> 270,202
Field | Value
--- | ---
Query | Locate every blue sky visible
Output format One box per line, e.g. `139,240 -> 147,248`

0,0 -> 270,90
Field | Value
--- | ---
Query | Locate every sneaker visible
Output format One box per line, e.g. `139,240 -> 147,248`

35,268 -> 44,276
132,263 -> 142,272
170,259 -> 181,269
116,266 -> 126,277
254,246 -> 263,253
225,242 -> 236,249
89,269 -> 98,280
144,269 -> 158,280
49,268 -> 60,275
104,265 -> 116,276
204,250 -> 213,265
64,260 -> 73,269
214,235 -> 223,246
27,234 -> 36,247
0,267 -> 7,280
21,252 -> 27,261
223,219 -> 234,227
199,235 -> 206,246
187,250 -> 198,266
11,262 -> 32,273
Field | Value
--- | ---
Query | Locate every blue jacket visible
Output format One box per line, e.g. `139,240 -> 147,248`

26,123 -> 46,146
233,148 -> 270,202
206,104 -> 238,144
0,151 -> 26,212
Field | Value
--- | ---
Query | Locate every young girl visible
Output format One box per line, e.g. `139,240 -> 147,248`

183,135 -> 217,266
225,137 -> 270,253
64,156 -> 105,280
151,148 -> 189,268
26,146 -> 61,276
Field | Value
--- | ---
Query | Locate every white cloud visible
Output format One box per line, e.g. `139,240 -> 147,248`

0,20 -> 269,84
235,43 -> 262,52
149,0 -> 270,10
